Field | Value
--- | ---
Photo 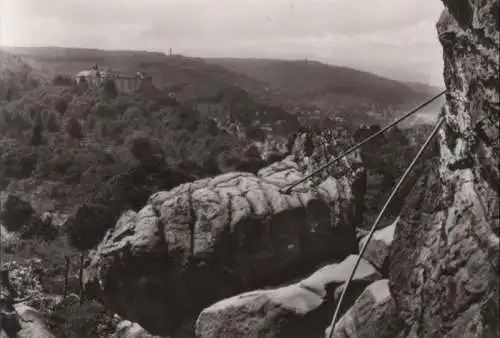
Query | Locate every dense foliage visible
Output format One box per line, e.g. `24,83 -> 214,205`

0,49 -> 439,337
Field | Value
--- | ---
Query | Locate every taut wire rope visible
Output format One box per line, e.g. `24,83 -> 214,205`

326,116 -> 445,337
281,90 -> 446,194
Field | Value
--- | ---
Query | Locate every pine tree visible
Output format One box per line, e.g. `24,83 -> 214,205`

30,113 -> 44,146
66,116 -> 83,140
46,112 -> 60,132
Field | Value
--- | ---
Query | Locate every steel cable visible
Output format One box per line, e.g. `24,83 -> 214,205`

326,116 -> 445,338
281,90 -> 446,194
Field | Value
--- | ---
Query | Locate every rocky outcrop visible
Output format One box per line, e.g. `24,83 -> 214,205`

0,304 -> 54,338
358,217 -> 397,274
324,1 -> 499,336
83,130 -> 365,336
111,319 -> 163,338
325,280 -> 399,338
0,260 -> 55,338
388,1 -> 499,337
195,255 -> 381,338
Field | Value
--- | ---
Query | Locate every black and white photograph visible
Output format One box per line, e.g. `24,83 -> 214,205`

0,0 -> 498,337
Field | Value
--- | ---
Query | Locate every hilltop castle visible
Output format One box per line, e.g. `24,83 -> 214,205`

75,64 -> 152,93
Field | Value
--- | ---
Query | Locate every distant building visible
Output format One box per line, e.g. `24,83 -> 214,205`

75,64 -> 152,93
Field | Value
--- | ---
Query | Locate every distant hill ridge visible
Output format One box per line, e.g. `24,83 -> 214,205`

206,57 -> 444,106
2,46 -> 444,125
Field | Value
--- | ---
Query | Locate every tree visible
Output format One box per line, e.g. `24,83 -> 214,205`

65,204 -> 115,251
5,86 -> 13,102
98,121 -> 110,139
54,97 -> 69,115
126,132 -> 164,165
66,116 -> 83,140
0,194 -> 34,232
75,77 -> 89,94
30,112 -> 44,146
100,79 -> 118,100
46,111 -> 60,132
52,74 -> 73,86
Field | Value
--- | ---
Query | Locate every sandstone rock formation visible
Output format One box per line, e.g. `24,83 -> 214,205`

387,0 -> 499,337
195,255 -> 381,338
84,129 -> 365,336
358,217 -> 397,273
82,1 -> 500,336
325,280 -> 398,338
328,0 -> 499,337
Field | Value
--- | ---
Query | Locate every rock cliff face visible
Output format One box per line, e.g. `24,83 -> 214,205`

83,1 -> 498,336
83,129 -> 365,335
389,0 -> 499,337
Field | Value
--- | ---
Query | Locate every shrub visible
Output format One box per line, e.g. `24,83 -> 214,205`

246,125 -> 266,141
48,298 -> 118,338
54,97 -> 70,115
93,102 -> 117,118
20,215 -> 59,241
30,112 -> 44,146
46,111 -> 60,132
126,132 -> 164,164
65,204 -> 115,251
52,74 -> 74,87
0,194 -> 34,232
8,112 -> 32,131
0,258 -> 45,301
66,116 -> 83,140
0,145 -> 38,179
100,79 -> 118,100
75,78 -> 89,94
97,121 -> 110,139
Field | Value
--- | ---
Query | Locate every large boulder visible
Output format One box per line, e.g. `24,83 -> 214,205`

358,217 -> 397,273
84,141 -> 364,336
387,1 -> 500,337
195,254 -> 381,338
111,319 -> 163,338
325,280 -> 400,338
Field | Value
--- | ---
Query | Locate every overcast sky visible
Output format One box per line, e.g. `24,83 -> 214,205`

1,0 -> 445,86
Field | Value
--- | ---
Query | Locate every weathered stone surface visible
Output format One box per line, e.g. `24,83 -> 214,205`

358,217 -> 397,273
195,255 -> 380,338
84,138 -> 364,336
325,280 -> 400,338
0,304 -> 54,338
111,319 -> 164,338
387,1 -> 499,337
